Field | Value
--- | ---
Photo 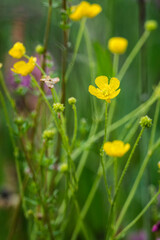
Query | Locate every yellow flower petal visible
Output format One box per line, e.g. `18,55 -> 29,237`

109,89 -> 121,99
11,56 -> 36,76
86,4 -> 102,18
95,76 -> 108,90
69,1 -> 102,21
88,85 -> 106,99
9,42 -> 26,59
109,77 -> 120,91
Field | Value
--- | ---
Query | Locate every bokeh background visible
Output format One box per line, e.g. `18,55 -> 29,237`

0,0 -> 160,239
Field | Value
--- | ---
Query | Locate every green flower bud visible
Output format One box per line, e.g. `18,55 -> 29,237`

53,103 -> 65,113
43,129 -> 56,141
59,163 -> 68,173
35,44 -> 45,54
14,116 -> 24,126
145,20 -> 158,31
68,97 -> 76,105
139,115 -> 152,128
27,209 -> 34,217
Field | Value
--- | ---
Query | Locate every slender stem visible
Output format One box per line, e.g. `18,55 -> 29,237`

42,0 -> 53,71
0,70 -> 16,110
65,18 -> 86,82
114,138 -> 160,234
72,92 -> 158,161
115,190 -> 160,240
71,104 -> 78,150
105,127 -> 145,240
100,102 -> 112,203
113,54 -> 119,76
118,30 -> 150,82
149,100 -> 160,148
61,0 -> 68,105
71,115 -> 142,240
0,91 -> 23,200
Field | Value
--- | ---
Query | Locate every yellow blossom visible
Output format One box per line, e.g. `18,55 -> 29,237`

8,42 -> 26,59
88,76 -> 120,103
11,57 -> 36,76
103,140 -> 130,157
108,37 -> 128,54
70,1 -> 102,21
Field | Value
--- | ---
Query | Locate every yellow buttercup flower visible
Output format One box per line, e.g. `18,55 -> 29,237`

8,42 -> 26,59
11,57 -> 36,76
88,76 -> 120,103
103,140 -> 130,157
70,1 -> 102,21
108,37 -> 128,54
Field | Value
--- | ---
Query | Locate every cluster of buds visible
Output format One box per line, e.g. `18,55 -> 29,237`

53,103 -> 65,113
139,115 -> 152,128
42,129 -> 56,141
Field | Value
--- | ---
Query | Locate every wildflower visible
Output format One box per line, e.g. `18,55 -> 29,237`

69,1 -> 102,21
103,140 -> 130,157
11,57 -> 36,76
8,42 -> 26,59
108,37 -> 128,54
145,20 -> 158,31
88,76 -> 120,103
40,75 -> 60,89
139,115 -> 152,128
53,103 -> 65,113
152,221 -> 160,232
68,97 -> 76,105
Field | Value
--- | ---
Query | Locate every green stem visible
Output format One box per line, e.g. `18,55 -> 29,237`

113,54 -> 119,76
65,17 -> 86,82
72,92 -> 158,161
0,70 -> 16,110
105,127 -> 145,240
71,104 -> 78,150
115,138 -> 160,234
0,91 -> 23,201
71,116 -> 141,240
149,100 -> 160,148
115,190 -> 160,240
118,30 -> 150,82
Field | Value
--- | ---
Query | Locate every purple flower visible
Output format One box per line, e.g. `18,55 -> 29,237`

152,221 -> 160,232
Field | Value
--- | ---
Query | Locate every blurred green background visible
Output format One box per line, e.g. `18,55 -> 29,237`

0,0 -> 160,239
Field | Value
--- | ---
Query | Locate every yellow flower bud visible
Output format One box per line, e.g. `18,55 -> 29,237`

145,20 -> 158,31
108,37 -> 128,54
103,140 -> 130,157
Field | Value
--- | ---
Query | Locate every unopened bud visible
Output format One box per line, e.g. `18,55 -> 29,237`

68,97 -> 76,105
59,163 -> 68,173
35,44 -> 45,54
145,20 -> 158,31
139,115 -> 152,128
43,129 -> 56,141
53,103 -> 65,113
